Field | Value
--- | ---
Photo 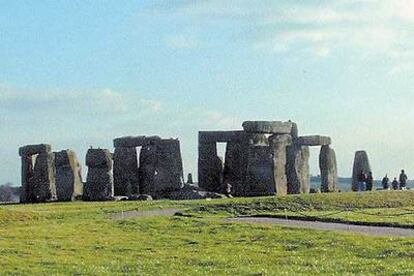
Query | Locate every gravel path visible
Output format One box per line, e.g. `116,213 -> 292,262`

110,208 -> 181,220
228,217 -> 414,237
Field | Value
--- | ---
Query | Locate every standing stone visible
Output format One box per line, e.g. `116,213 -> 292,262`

286,144 -> 310,194
113,147 -> 139,196
198,142 -> 223,192
83,149 -> 114,201
352,151 -> 371,191
19,144 -> 57,203
319,145 -> 338,192
139,139 -> 184,197
55,150 -> 83,201
269,134 -> 292,196
245,145 -> 275,196
223,140 -> 249,196
187,173 -> 194,184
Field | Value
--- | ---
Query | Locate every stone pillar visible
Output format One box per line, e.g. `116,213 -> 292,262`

19,144 -> 56,203
139,139 -> 184,197
286,144 -> 310,194
153,139 -> 184,195
269,134 -> 292,196
187,173 -> 193,184
198,141 -> 223,192
245,142 -> 275,196
352,151 -> 371,191
55,150 -> 83,201
113,147 -> 139,196
319,145 -> 338,192
83,149 -> 113,201
223,140 -> 249,197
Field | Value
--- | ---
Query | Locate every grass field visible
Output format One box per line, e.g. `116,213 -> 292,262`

0,191 -> 413,275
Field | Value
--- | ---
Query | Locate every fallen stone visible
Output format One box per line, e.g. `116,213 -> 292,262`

242,121 -> 293,134
297,135 -> 331,146
167,184 -> 226,200
128,194 -> 153,201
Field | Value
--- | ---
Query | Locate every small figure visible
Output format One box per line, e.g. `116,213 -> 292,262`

366,172 -> 374,191
382,174 -> 390,190
392,177 -> 399,190
399,169 -> 408,190
357,170 -> 366,192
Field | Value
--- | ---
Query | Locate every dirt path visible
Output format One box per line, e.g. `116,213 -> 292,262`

228,217 -> 414,237
110,208 -> 181,220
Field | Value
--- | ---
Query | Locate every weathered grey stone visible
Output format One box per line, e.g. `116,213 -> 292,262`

20,145 -> 57,203
139,139 -> 184,197
223,140 -> 249,197
85,149 -> 113,169
319,145 -> 338,192
128,194 -> 153,201
55,150 -> 83,201
199,131 -> 247,143
198,142 -> 223,192
19,144 -> 51,156
83,149 -> 114,201
290,122 -> 299,138
113,136 -> 161,148
248,133 -> 269,146
297,135 -> 331,146
167,184 -> 226,200
269,134 -> 292,196
187,173 -> 193,184
286,144 -> 310,194
242,121 -> 293,134
352,151 -> 371,191
113,147 -> 139,196
244,145 -> 275,196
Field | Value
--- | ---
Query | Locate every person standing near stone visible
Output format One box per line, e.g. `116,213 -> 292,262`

365,172 -> 374,191
382,175 -> 390,190
392,177 -> 399,190
399,169 -> 408,190
357,170 -> 366,192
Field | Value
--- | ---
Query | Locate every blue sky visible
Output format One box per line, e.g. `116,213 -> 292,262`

1,0 -> 414,184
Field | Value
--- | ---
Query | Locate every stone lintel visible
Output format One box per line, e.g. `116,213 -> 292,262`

199,131 -> 247,143
242,121 -> 293,134
113,136 -> 162,148
19,144 -> 52,156
297,135 -> 331,146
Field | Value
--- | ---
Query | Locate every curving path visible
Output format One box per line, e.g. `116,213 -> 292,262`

228,217 -> 414,237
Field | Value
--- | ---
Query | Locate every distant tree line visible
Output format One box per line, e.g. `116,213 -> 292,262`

0,183 -> 20,202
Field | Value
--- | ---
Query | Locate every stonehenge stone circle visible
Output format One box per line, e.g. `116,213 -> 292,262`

19,144 -> 57,203
319,145 -> 338,192
83,148 -> 114,201
55,150 -> 83,201
352,151 -> 371,191
19,120 -> 339,203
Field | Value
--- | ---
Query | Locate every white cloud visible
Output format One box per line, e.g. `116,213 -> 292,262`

140,99 -> 162,112
156,1 -> 414,72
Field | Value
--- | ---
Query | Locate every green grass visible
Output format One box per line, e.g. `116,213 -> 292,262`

0,191 -> 413,275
